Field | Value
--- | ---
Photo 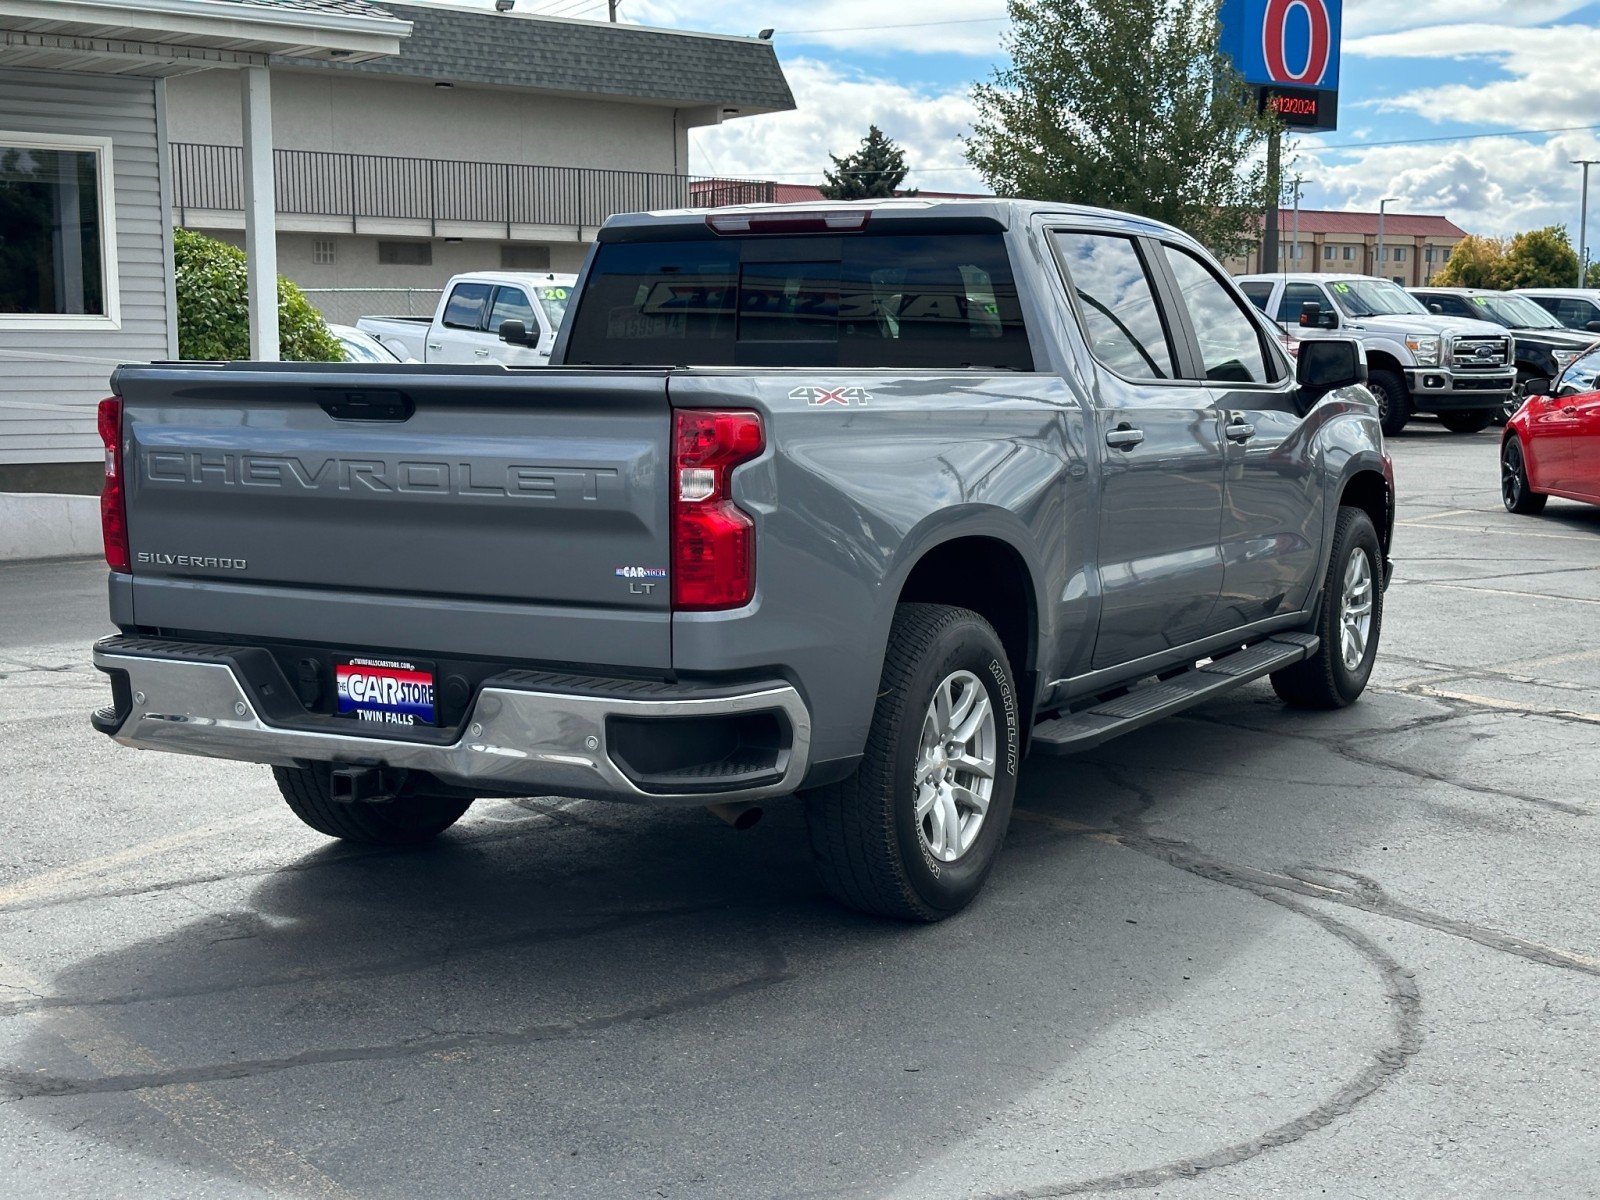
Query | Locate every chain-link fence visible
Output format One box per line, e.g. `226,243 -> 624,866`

301,288 -> 443,328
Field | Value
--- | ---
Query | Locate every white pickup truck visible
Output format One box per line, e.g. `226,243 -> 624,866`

356,271 -> 576,366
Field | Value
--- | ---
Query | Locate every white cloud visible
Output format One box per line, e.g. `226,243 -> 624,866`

689,58 -> 986,192
1342,0 -> 1589,36
1293,130 -> 1600,237
589,0 -> 1009,54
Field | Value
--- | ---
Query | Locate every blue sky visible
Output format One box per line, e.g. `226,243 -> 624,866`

453,1 -> 1600,239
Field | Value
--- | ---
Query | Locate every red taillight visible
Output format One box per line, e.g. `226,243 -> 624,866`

97,397 -> 130,573
672,409 -> 764,611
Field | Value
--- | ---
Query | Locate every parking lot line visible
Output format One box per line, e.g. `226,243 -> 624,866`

1395,522 -> 1599,543
0,809 -> 278,909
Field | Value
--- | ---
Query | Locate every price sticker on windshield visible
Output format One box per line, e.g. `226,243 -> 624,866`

1333,283 -> 1352,293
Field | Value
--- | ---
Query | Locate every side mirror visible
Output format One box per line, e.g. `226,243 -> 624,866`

1298,300 -> 1320,328
1297,337 -> 1368,393
498,319 -> 536,346
1428,303 -> 1443,314
1522,379 -> 1550,397
1586,320 -> 1600,333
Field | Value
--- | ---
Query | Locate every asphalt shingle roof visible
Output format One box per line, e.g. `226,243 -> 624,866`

1276,209 -> 1468,238
210,0 -> 402,20
289,1 -> 794,111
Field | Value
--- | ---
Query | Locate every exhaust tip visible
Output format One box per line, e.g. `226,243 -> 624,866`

708,801 -> 763,831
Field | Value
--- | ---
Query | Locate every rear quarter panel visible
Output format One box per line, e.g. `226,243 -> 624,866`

669,370 -> 1089,768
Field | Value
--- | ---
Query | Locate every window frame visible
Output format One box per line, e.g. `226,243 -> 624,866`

440,281 -> 493,331
1044,226 -> 1195,388
0,130 -> 120,331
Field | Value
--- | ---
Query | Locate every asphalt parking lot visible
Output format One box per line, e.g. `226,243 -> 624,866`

2,422 -> 1598,1199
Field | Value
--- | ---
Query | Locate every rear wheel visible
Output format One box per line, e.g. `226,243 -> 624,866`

805,603 -> 1020,922
1501,436 -> 1548,515
1439,410 -> 1493,434
1271,507 -> 1384,710
273,765 -> 472,845
1368,369 -> 1410,437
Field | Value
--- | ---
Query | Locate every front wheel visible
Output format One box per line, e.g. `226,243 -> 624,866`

1439,410 -> 1493,434
1271,507 -> 1384,710
1501,436 -> 1548,515
273,765 -> 472,845
1367,369 -> 1410,437
805,603 -> 1020,921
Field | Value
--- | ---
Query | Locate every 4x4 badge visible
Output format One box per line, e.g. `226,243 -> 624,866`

791,385 -> 872,407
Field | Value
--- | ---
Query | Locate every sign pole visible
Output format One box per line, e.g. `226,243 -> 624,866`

1261,127 -> 1281,273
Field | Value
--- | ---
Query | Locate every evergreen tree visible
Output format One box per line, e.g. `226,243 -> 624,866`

821,126 -> 917,200
964,0 -> 1279,257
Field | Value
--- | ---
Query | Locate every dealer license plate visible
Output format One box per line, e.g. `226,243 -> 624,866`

335,657 -> 436,727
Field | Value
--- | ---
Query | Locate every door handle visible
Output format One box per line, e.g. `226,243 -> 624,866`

427,342 -> 442,350
474,348 -> 491,357
1564,405 -> 1579,415
1225,416 -> 1256,442
1105,424 -> 1145,450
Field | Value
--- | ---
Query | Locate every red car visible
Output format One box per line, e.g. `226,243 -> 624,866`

1501,343 -> 1600,514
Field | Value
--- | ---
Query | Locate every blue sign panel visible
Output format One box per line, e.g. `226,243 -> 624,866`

1219,0 -> 1342,131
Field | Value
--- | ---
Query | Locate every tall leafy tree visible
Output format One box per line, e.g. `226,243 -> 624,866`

1500,225 -> 1580,289
1433,234 -> 1509,289
821,126 -> 917,200
965,0 -> 1279,257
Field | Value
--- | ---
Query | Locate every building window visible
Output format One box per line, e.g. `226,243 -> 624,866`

312,239 -> 336,265
0,131 -> 119,329
1323,245 -> 1336,262
501,244 -> 550,270
1393,247 -> 1407,262
378,240 -> 432,266
1342,246 -> 1356,261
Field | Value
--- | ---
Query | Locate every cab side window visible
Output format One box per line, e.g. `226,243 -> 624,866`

489,286 -> 535,331
1163,246 -> 1276,384
1049,231 -> 1176,381
1556,298 -> 1600,329
1239,281 -> 1273,313
1275,282 -> 1326,325
442,282 -> 492,331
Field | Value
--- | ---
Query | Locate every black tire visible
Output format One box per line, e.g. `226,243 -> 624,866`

1439,410 -> 1492,434
1271,507 -> 1384,710
273,764 -> 472,845
1501,436 -> 1548,515
1501,374 -> 1540,425
805,603 -> 1021,922
1367,369 -> 1410,437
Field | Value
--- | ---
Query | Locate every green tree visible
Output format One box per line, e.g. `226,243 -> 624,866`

173,227 -> 341,361
1432,234 -> 1508,288
1500,225 -> 1580,289
964,0 -> 1278,258
1585,259 -> 1600,288
820,126 -> 917,200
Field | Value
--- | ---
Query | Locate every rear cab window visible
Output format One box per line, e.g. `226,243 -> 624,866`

1238,281 -> 1273,313
563,228 -> 1033,370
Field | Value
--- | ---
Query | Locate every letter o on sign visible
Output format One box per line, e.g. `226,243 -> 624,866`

1263,0 -> 1332,86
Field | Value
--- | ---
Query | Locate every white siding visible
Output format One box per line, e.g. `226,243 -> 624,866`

0,68 -> 171,466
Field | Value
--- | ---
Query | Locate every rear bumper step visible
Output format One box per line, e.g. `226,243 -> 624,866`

1029,634 -> 1319,756
91,637 -> 811,805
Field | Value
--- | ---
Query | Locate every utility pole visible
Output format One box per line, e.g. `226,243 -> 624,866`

1376,197 -> 1397,279
608,0 -> 619,21
1290,174 -> 1304,274
1575,159 -> 1599,287
1260,128 -> 1281,274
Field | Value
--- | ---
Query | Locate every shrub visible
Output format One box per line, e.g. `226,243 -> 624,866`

173,227 -> 342,361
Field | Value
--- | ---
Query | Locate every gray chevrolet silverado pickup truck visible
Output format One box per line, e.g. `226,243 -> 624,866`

92,199 -> 1393,921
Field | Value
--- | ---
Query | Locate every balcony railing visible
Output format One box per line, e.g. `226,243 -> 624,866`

171,143 -> 779,229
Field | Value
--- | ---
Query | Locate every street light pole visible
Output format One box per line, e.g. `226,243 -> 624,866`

1376,197 -> 1397,279
1575,159 -> 1599,287
1290,175 -> 1305,274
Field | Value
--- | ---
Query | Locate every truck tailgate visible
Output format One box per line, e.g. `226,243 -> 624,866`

115,365 -> 672,670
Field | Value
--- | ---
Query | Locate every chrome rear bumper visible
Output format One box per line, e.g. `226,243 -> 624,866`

92,638 -> 811,804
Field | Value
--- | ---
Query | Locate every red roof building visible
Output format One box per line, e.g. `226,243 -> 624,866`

1224,208 -> 1471,286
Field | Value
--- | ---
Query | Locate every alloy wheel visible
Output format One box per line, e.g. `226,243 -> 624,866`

913,670 -> 998,863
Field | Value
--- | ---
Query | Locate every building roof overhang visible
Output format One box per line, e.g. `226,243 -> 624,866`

0,0 -> 409,76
